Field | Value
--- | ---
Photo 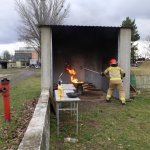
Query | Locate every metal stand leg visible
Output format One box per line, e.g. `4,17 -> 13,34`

74,102 -> 76,114
56,101 -> 79,136
76,102 -> 78,135
56,103 -> 59,136
71,102 -> 73,117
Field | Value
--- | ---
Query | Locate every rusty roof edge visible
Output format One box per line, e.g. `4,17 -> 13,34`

50,24 -> 120,28
38,24 -> 131,30
38,24 -> 127,28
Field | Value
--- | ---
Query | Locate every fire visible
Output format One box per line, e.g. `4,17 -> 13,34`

66,67 -> 83,83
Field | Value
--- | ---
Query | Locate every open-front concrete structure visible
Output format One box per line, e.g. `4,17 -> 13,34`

40,25 -> 131,99
18,25 -> 131,150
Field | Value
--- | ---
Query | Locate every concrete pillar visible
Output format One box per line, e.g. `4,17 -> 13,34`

41,26 -> 53,93
118,28 -> 131,99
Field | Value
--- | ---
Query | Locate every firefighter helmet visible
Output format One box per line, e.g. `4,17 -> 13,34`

109,58 -> 117,65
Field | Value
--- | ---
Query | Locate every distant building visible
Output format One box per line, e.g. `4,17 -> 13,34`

14,47 -> 38,67
7,61 -> 16,68
32,51 -> 38,59
15,50 -> 32,61
0,60 -> 8,69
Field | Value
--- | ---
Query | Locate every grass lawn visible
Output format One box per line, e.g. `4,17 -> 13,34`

0,70 -> 41,150
0,69 -> 17,74
131,60 -> 150,75
50,92 -> 150,150
131,67 -> 150,75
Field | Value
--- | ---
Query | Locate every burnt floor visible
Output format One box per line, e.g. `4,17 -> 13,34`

79,90 -> 106,102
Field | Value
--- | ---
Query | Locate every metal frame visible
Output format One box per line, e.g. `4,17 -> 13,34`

56,101 -> 79,135
54,88 -> 80,136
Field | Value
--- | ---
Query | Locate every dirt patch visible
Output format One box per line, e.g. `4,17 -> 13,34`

0,99 -> 38,150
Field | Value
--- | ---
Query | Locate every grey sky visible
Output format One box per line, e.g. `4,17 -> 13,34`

65,0 -> 150,39
0,0 -> 19,44
0,0 -> 150,44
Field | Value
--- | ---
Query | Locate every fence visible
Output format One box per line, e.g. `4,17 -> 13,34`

131,74 -> 150,91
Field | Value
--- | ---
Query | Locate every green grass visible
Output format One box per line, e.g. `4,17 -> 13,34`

131,67 -> 150,75
0,71 -> 41,150
131,60 -> 150,75
0,69 -> 17,74
50,92 -> 150,150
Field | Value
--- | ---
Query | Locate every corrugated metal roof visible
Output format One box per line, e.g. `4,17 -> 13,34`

50,24 -> 120,29
39,24 -> 130,29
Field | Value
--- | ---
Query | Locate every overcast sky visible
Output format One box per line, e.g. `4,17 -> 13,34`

0,0 -> 150,48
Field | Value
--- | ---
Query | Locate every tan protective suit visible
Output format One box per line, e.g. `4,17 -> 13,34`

104,66 -> 126,104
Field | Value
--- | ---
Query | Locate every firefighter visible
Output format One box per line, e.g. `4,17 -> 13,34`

101,58 -> 126,105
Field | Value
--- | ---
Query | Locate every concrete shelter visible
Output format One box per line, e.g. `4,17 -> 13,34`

18,25 -> 131,150
40,25 -> 131,99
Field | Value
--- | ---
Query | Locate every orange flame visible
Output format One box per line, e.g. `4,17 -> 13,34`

66,67 -> 83,83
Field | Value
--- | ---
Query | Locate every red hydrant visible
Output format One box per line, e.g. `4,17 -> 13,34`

0,78 -> 10,122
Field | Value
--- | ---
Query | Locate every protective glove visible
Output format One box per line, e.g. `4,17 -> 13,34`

122,73 -> 126,77
101,72 -> 105,76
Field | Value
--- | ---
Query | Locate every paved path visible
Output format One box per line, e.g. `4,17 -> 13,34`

0,69 -> 35,86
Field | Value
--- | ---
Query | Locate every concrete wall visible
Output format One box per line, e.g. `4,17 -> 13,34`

118,28 -> 131,99
52,26 -> 119,90
18,90 -> 50,150
53,52 -> 103,89
53,48 -> 118,90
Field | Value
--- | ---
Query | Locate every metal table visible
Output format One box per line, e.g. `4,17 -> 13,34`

54,89 -> 80,135
61,84 -> 76,90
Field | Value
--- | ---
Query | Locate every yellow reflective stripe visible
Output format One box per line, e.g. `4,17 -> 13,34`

120,97 -> 125,101
107,95 -> 111,98
110,78 -> 121,81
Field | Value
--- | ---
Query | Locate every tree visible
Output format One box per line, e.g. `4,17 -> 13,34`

15,0 -> 70,57
121,17 -> 140,64
2,50 -> 11,60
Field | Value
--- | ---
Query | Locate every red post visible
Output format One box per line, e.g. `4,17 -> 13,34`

1,78 -> 10,122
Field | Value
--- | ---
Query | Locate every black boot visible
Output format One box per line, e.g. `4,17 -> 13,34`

106,98 -> 111,102
121,101 -> 126,105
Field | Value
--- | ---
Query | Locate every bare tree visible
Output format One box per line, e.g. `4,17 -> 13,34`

15,0 -> 70,57
2,50 -> 12,60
